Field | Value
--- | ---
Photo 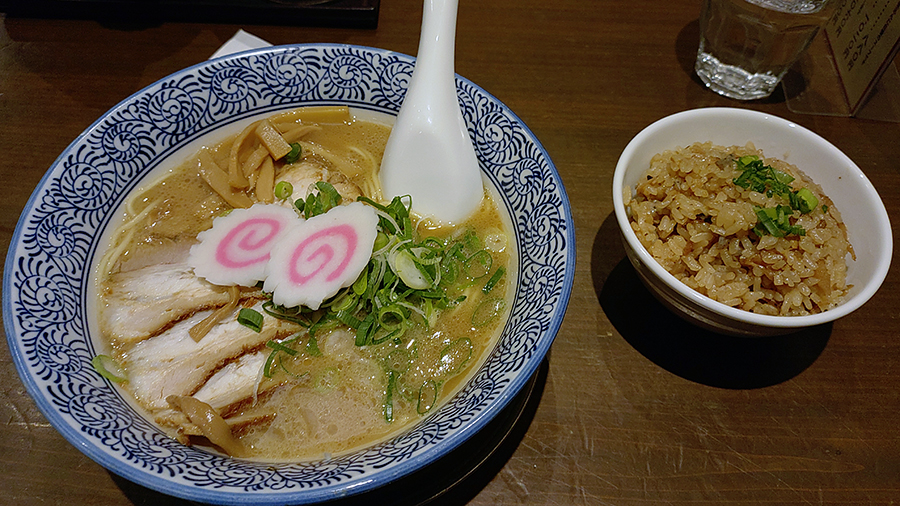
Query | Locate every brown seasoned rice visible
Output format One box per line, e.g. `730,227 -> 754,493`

625,142 -> 854,316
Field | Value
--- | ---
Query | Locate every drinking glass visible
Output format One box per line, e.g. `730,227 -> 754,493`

695,0 -> 835,100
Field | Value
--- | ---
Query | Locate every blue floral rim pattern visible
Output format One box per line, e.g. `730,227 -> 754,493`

3,44 -> 574,505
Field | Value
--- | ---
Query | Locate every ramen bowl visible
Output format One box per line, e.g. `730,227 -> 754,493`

613,107 -> 891,336
3,44 -> 574,504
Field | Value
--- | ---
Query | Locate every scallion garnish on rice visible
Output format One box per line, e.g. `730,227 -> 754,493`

733,155 -> 823,237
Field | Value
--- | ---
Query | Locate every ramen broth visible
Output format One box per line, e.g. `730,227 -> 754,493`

94,107 -> 515,461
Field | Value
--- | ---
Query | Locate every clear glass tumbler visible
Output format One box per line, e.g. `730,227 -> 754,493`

695,0 -> 835,100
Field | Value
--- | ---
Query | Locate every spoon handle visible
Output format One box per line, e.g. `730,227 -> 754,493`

413,0 -> 459,99
379,0 -> 483,224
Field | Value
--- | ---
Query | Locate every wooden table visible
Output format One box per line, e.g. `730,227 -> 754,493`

2,0 -> 898,504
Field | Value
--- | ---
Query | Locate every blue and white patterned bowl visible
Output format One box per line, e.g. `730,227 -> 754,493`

3,44 -> 573,504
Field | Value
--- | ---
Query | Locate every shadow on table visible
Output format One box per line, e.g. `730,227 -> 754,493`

591,212 -> 831,390
110,358 -> 549,506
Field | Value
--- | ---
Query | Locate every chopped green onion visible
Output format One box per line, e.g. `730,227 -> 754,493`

795,188 -> 818,214
377,304 -> 409,332
276,355 -> 307,379
407,246 -> 442,266
274,181 -> 294,200
472,297 -> 506,327
358,195 -> 411,237
737,155 -> 758,166
446,241 -> 467,263
733,155 -> 794,196
308,313 -> 339,337
263,351 -> 278,378
372,232 -> 390,252
423,298 -> 437,327
734,155 -> 820,236
439,338 -> 473,375
482,267 -> 506,294
335,308 -> 363,329
262,300 -> 312,327
295,181 -> 342,218
464,231 -> 482,253
384,348 -> 411,374
417,379 -> 438,414
352,267 -> 368,296
92,355 -> 127,383
465,250 -> 492,280
390,249 -> 432,289
284,142 -> 302,164
441,259 -> 460,285
266,339 -> 299,356
263,334 -> 305,378
753,205 -> 806,237
237,307 -> 264,332
330,292 -> 357,312
755,207 -> 784,237
306,335 -> 323,357
314,181 -> 342,210
384,371 -> 397,422
773,169 -> 795,185
313,367 -> 340,393
372,327 -> 403,345
356,313 -> 376,346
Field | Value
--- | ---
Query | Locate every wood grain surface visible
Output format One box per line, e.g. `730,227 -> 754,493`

1,0 -> 898,504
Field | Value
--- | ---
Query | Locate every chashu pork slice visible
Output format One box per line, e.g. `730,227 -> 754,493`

100,261 -> 260,345
121,302 -> 301,411
154,350 -> 274,430
193,350 -> 270,413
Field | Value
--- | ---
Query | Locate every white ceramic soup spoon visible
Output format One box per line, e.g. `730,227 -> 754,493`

379,0 -> 484,225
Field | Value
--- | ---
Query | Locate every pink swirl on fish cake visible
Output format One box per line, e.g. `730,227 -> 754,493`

216,217 -> 284,269
265,201 -> 378,310
189,203 -> 300,287
287,224 -> 358,286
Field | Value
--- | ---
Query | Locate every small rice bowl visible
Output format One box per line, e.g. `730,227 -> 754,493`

625,142 -> 854,316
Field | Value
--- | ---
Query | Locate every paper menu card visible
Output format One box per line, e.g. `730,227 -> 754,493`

825,0 -> 900,114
